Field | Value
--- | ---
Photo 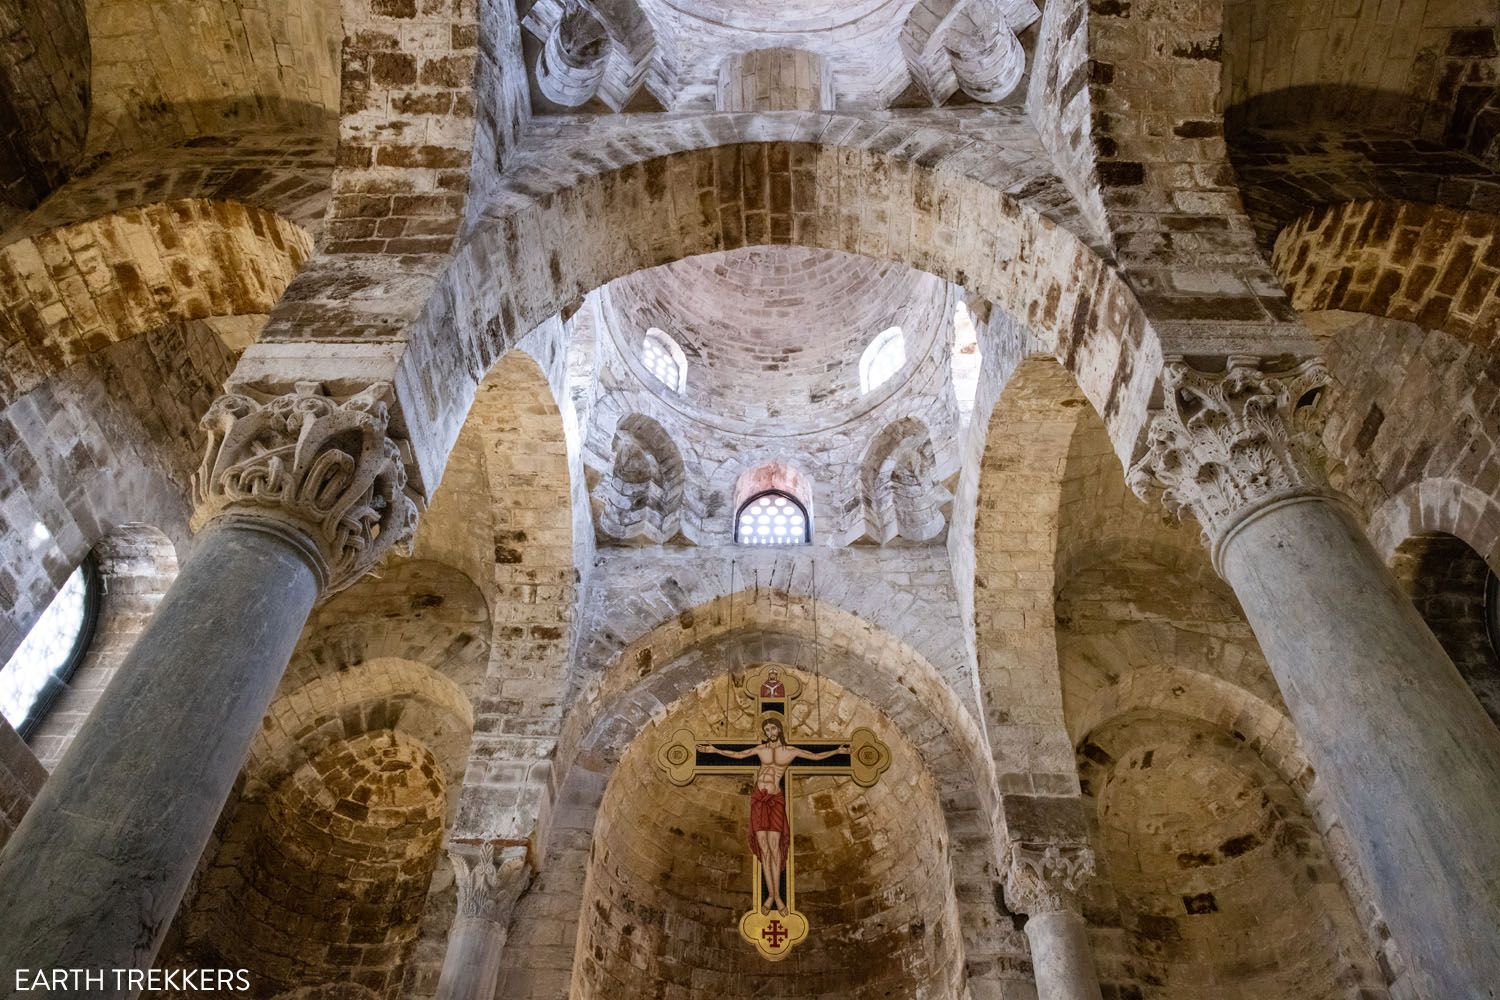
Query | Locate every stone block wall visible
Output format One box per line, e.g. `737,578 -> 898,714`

27,525 -> 178,770
0,715 -> 44,851
0,320 -> 230,667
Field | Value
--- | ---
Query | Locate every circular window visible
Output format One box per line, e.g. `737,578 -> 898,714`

736,491 -> 810,546
0,557 -> 100,737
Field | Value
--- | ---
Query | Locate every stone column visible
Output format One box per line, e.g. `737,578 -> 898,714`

1130,356 -> 1500,998
0,383 -> 417,989
1004,843 -> 1103,1000
436,843 -> 533,1000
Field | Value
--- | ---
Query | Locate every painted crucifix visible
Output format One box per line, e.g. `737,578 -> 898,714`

655,665 -> 892,960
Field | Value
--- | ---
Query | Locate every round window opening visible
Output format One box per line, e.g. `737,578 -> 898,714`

0,557 -> 101,737
736,491 -> 810,546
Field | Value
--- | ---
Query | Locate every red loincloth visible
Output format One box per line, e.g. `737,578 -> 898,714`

748,788 -> 789,863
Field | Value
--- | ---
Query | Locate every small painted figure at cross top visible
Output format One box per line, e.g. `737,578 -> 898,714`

697,718 -> 848,915
759,667 -> 786,698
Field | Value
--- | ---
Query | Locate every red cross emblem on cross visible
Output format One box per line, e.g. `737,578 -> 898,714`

761,919 -> 789,948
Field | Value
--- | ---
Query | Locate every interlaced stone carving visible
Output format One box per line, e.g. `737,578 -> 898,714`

1128,356 -> 1332,542
450,843 -> 533,925
1003,842 -> 1096,915
191,382 -> 419,595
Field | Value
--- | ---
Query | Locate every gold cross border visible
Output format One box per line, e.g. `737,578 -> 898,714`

656,726 -> 892,787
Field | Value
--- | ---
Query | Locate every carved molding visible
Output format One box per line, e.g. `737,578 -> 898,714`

1003,842 -> 1096,916
450,843 -> 532,925
1127,355 -> 1332,545
191,382 -> 419,595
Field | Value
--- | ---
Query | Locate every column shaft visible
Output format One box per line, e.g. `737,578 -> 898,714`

1025,911 -> 1103,1000
434,917 -> 508,1000
0,523 -> 320,988
1220,494 -> 1500,997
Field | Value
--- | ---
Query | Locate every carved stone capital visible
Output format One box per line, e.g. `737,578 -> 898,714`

1003,842 -> 1096,916
450,843 -> 532,925
1128,356 -> 1332,549
191,382 -> 418,595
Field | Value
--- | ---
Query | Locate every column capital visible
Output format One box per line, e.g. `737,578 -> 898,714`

1128,355 -> 1332,555
190,381 -> 419,595
450,842 -> 532,925
1004,841 -> 1096,916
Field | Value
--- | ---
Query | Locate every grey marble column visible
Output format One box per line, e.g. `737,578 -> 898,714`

436,844 -> 532,1000
0,383 -> 417,991
1131,356 -> 1500,999
1004,843 -> 1103,1000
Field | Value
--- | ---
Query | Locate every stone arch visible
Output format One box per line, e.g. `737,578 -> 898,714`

589,412 -> 687,544
286,559 -> 492,701
500,592 -> 1015,999
1369,476 -> 1500,576
1388,531 -> 1500,728
968,356 -> 1088,780
376,139 -> 1161,499
1075,708 -> 1389,1000
423,346 -> 582,845
0,199 -> 312,403
81,0 -> 342,159
0,316 -> 233,670
1218,0 -> 1500,250
243,658 -> 475,802
1317,314 -> 1500,533
857,415 -> 953,544
169,658 -> 473,999
1273,201 -> 1500,348
26,523 -> 179,770
0,0 -> 89,222
571,673 -> 966,999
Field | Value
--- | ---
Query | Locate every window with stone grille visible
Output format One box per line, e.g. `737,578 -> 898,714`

736,491 -> 810,546
0,556 -> 99,737
642,327 -> 687,392
859,326 -> 906,394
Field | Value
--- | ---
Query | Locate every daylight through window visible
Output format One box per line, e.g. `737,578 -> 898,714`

0,559 -> 96,735
859,327 -> 906,394
642,328 -> 687,392
736,491 -> 810,546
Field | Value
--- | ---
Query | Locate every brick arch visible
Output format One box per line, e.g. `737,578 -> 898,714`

0,198 -> 312,404
377,139 -> 1164,501
1273,200 -> 1500,347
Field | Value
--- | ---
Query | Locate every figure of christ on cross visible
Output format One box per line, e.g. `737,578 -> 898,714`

697,718 -> 849,916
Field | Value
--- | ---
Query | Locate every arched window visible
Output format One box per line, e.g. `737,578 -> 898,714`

0,557 -> 100,738
736,491 -> 810,546
641,328 -> 687,392
859,326 -> 906,394
952,300 -> 982,422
